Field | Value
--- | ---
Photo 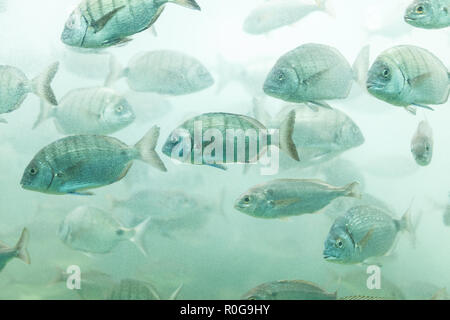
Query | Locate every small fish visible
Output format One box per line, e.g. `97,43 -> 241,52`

235,179 -> 360,219
33,87 -> 136,135
323,205 -> 414,264
0,62 -> 59,120
106,52 -> 214,96
443,193 -> 450,226
0,228 -> 30,272
263,44 -> 369,109
20,126 -> 167,195
58,206 -> 151,254
367,45 -> 449,114
61,0 -> 201,49
162,111 -> 299,169
404,0 -> 450,29
411,120 -> 433,166
243,0 -> 332,35
242,280 -> 337,300
107,279 -> 183,300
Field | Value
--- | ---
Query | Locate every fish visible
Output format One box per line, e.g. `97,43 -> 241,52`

0,62 -> 59,121
404,0 -> 450,29
161,111 -> 299,169
33,87 -> 136,135
243,0 -> 332,35
411,119 -> 433,166
338,295 -> 388,300
107,279 -> 183,300
0,228 -> 30,272
241,280 -> 337,300
366,45 -> 449,114
58,206 -> 151,254
234,179 -> 360,219
20,126 -> 167,195
323,205 -> 414,264
253,100 -> 364,168
105,52 -> 214,96
443,193 -> 450,226
61,0 -> 201,49
263,44 -> 369,109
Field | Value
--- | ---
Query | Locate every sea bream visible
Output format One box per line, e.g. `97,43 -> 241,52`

0,228 -> 30,272
33,87 -> 136,135
411,119 -> 433,166
404,0 -> 450,29
61,0 -> 201,49
20,126 -> 167,195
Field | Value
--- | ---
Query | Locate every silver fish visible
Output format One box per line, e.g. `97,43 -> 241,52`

242,280 -> 337,300
367,45 -> 449,114
107,279 -> 182,300
106,52 -> 214,96
0,228 -> 30,272
61,0 -> 201,49
323,205 -> 413,264
404,0 -> 450,29
263,44 -> 368,109
411,119 -> 433,166
0,62 -> 59,120
243,0 -> 331,35
234,179 -> 360,219
58,206 -> 151,254
20,126 -> 166,195
33,87 -> 136,135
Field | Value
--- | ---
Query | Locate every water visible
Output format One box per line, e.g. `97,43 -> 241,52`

0,0 -> 449,300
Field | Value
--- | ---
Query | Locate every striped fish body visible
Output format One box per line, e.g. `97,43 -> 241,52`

405,0 -> 450,29
22,135 -> 137,195
124,50 -> 214,95
0,66 -> 30,114
49,87 -> 134,135
107,279 -> 160,300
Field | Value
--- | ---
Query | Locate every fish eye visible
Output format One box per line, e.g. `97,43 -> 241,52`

425,145 -> 430,152
278,72 -> 285,81
382,68 -> 390,78
116,229 -> 125,236
335,239 -> 344,248
416,5 -> 424,14
243,195 -> 251,203
170,135 -> 178,143
29,167 -> 38,175
115,105 -> 124,113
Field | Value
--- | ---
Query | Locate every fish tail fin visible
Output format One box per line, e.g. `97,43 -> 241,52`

33,99 -> 55,129
344,182 -> 361,199
352,45 -> 370,88
168,0 -> 201,10
134,126 -> 168,172
397,199 -> 418,246
130,217 -> 152,256
278,109 -> 300,161
15,228 -> 31,265
252,97 -> 272,125
316,0 -> 335,17
169,283 -> 184,300
105,55 -> 125,87
31,62 -> 59,106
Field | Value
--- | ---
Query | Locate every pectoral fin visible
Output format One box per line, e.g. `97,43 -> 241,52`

307,100 -> 332,110
69,191 -> 94,196
91,6 -> 126,33
357,229 -> 374,251
408,72 -> 432,88
273,198 -> 300,207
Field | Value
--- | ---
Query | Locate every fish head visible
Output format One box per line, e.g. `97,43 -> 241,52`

234,187 -> 272,218
187,64 -> 214,91
102,96 -> 136,128
404,1 -> 436,28
335,118 -> 365,149
411,136 -> 433,166
162,127 -> 192,161
323,225 -> 354,263
263,65 -> 299,100
367,57 -> 404,103
20,159 -> 54,193
61,8 -> 88,47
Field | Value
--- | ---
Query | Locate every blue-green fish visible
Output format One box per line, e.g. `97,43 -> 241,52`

411,119 -> 433,166
0,228 -> 30,272
323,205 -> 413,264
234,179 -> 360,219
61,0 -> 201,49
367,45 -> 449,114
404,0 -> 450,29
20,126 -> 166,195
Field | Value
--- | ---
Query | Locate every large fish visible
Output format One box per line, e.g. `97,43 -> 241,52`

263,44 -> 369,109
0,63 -> 59,122
20,126 -> 166,195
33,87 -> 135,135
0,228 -> 30,272
367,45 -> 449,114
106,52 -> 214,96
161,111 -> 299,169
411,119 -> 433,166
323,205 -> 413,264
234,179 -> 360,219
404,0 -> 450,29
61,0 -> 201,49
